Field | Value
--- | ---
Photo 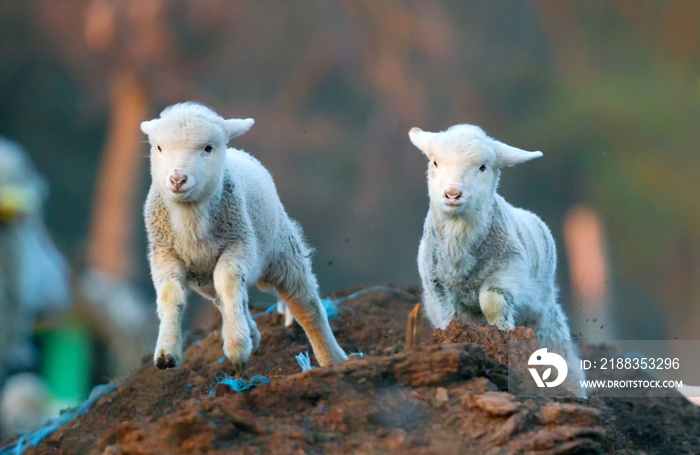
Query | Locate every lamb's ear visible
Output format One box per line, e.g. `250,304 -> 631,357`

140,119 -> 159,136
408,127 -> 436,156
224,118 -> 255,140
493,140 -> 543,168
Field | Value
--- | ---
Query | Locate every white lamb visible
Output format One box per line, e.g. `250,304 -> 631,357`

409,124 -> 585,397
141,102 -> 347,370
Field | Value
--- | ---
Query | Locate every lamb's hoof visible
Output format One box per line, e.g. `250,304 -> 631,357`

155,353 -> 177,370
225,345 -> 250,371
318,348 -> 348,367
224,342 -> 251,372
251,330 -> 261,354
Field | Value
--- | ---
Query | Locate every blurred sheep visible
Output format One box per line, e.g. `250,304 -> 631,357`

0,137 -> 70,435
0,137 -> 71,379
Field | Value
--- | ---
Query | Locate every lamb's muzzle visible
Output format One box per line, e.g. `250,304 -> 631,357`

444,188 -> 462,201
169,173 -> 188,191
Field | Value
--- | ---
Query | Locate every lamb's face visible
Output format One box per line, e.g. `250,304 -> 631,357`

421,131 -> 498,216
409,124 -> 542,217
141,103 -> 254,203
145,117 -> 227,202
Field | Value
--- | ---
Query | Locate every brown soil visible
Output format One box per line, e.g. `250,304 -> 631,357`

4,285 -> 700,454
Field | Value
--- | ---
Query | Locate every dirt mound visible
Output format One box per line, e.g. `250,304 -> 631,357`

431,320 -> 537,365
4,286 -> 700,454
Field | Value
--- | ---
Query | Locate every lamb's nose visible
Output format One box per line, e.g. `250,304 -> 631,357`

170,174 -> 188,189
445,189 -> 462,200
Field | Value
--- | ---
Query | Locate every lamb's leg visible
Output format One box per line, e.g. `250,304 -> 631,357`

275,258 -> 346,367
478,287 -> 515,330
258,280 -> 295,327
213,251 -> 259,371
278,290 -> 347,366
151,249 -> 187,369
275,298 -> 295,327
215,295 -> 261,357
243,297 -> 261,353
282,301 -> 294,327
421,281 -> 453,329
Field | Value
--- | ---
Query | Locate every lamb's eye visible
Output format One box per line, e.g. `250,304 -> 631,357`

432,160 -> 438,168
204,145 -> 213,153
479,164 -> 486,172
157,145 -> 162,152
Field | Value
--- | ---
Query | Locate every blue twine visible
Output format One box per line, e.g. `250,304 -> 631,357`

12,437 -> 22,455
206,385 -> 217,397
321,298 -> 338,319
214,374 -> 270,394
349,352 -> 366,358
251,303 -> 278,319
332,285 -> 416,305
252,286 -> 414,321
295,351 -> 315,372
0,383 -> 117,455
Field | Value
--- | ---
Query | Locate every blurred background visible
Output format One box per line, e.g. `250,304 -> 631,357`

1,0 -> 699,434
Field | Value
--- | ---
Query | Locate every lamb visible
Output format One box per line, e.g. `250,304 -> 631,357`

141,102 -> 347,370
409,124 -> 585,397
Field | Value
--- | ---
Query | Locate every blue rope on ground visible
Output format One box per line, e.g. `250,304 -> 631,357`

0,383 -> 117,455
349,352 -> 366,358
214,373 -> 270,394
321,298 -> 339,319
251,303 -> 278,319
332,285 -> 417,306
252,286 -> 415,321
295,351 -> 315,372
